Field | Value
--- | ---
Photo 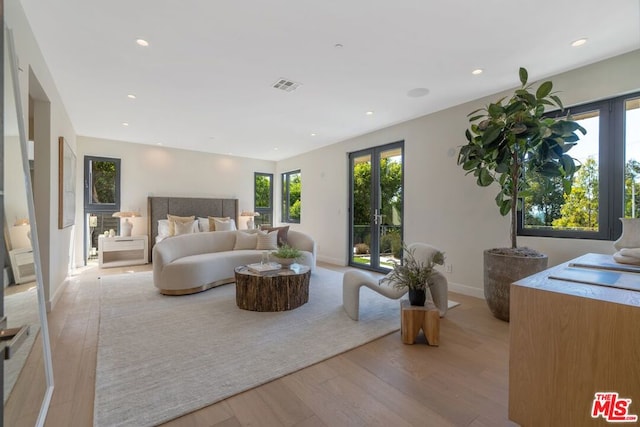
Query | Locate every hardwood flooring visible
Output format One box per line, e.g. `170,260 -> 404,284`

6,263 -> 517,427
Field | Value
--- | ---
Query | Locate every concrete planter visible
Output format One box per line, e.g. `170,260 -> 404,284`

483,249 -> 548,322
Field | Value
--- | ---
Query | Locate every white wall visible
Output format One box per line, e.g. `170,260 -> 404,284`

73,137 -> 276,267
7,0 -> 77,308
278,49 -> 640,298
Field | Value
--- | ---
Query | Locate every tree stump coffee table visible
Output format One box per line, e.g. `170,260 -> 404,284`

234,265 -> 311,312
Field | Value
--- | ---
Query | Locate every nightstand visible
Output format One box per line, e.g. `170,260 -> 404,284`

9,248 -> 36,284
98,235 -> 149,268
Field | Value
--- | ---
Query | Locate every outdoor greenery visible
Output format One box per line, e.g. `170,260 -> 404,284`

458,67 -> 586,248
381,244 -> 445,291
352,158 -> 402,226
284,172 -> 301,221
255,174 -> 271,208
91,160 -> 117,204
524,158 -> 640,230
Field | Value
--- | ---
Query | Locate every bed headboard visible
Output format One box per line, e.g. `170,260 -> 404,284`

147,196 -> 239,259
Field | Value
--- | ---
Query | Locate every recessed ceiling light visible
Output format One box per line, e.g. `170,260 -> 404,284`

571,38 -> 587,47
407,88 -> 430,98
156,142 -> 163,146
310,133 -> 317,137
136,39 -> 149,47
472,68 -> 483,75
365,111 -> 374,116
122,122 -> 129,127
274,147 -> 279,151
127,94 -> 136,99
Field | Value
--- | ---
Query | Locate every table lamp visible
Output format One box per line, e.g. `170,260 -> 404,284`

112,211 -> 141,236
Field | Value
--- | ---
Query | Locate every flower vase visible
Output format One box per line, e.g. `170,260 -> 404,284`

408,289 -> 426,306
614,218 -> 640,250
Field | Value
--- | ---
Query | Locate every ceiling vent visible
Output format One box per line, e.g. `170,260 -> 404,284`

272,78 -> 301,92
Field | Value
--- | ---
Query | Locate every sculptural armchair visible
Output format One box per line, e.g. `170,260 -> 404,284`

342,242 -> 448,320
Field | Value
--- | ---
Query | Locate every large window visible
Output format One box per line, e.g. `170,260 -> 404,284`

254,172 -> 273,227
281,170 -> 301,223
518,91 -> 640,240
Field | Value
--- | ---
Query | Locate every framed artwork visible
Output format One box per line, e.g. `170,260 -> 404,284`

58,136 -> 76,228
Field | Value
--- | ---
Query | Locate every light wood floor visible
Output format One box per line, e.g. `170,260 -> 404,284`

6,262 -> 517,427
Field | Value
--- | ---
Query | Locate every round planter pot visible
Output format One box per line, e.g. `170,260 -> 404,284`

483,249 -> 548,322
272,256 -> 296,267
408,289 -> 426,306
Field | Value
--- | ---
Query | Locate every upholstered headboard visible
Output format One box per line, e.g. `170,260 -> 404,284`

147,196 -> 239,260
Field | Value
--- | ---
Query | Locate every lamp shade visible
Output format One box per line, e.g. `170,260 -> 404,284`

14,217 -> 29,226
240,211 -> 260,217
112,211 -> 141,218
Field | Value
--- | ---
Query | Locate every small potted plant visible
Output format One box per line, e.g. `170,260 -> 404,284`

271,244 -> 302,266
382,244 -> 445,306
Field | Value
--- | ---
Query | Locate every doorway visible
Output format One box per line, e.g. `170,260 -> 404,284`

349,141 -> 404,272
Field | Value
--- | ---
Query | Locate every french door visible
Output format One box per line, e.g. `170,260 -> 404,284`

349,141 -> 404,272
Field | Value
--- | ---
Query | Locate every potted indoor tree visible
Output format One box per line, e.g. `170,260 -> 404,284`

457,67 -> 586,321
382,244 -> 445,306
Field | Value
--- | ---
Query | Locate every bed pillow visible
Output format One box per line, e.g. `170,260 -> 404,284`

234,230 -> 258,250
174,219 -> 197,236
260,226 -> 289,246
197,217 -> 210,232
167,214 -> 195,236
208,216 -> 231,231
256,229 -> 278,250
213,218 -> 237,232
158,219 -> 170,237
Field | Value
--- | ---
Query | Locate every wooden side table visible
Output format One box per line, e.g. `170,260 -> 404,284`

234,265 -> 311,312
400,299 -> 440,346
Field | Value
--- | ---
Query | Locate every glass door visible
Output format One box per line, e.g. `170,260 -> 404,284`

349,141 -> 404,271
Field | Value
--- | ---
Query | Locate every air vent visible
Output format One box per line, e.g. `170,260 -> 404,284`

272,78 -> 301,92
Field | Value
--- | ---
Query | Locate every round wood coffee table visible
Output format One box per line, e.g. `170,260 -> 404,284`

234,264 -> 311,312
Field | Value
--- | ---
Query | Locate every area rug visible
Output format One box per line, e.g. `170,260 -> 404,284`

4,285 -> 41,404
95,267 -> 409,427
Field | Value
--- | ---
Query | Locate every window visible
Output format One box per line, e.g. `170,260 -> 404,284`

254,172 -> 273,227
281,170 -> 301,223
84,156 -> 121,262
84,156 -> 121,212
518,91 -> 640,240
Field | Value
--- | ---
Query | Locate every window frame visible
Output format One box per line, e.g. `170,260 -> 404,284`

254,172 -> 273,227
517,91 -> 640,241
281,169 -> 301,224
84,155 -> 121,213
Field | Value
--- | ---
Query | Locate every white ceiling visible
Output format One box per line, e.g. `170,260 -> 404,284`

18,0 -> 640,161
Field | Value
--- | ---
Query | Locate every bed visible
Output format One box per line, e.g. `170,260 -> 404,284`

147,196 -> 238,261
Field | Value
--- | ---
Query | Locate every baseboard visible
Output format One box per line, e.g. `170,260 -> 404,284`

48,277 -> 70,312
317,255 -> 346,266
448,281 -> 485,299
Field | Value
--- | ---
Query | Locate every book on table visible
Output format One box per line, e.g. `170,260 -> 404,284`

247,262 -> 282,273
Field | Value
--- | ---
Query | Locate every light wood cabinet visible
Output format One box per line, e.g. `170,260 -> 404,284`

9,248 -> 36,284
509,253 -> 640,426
98,235 -> 148,268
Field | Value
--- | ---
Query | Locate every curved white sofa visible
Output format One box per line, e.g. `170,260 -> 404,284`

152,230 -> 316,295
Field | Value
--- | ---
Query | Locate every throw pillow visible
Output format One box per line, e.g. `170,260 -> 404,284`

197,217 -> 209,232
158,219 -> 170,237
256,230 -> 278,250
208,216 -> 230,231
260,225 -> 289,246
167,214 -> 195,236
174,219 -> 196,236
233,231 -> 258,250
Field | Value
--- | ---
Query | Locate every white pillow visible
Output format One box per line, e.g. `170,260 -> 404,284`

234,231 -> 258,250
256,230 -> 278,250
158,219 -> 170,237
213,218 -> 237,231
198,217 -> 209,232
174,219 -> 196,236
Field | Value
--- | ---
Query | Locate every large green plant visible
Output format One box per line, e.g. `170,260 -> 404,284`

457,68 -> 586,249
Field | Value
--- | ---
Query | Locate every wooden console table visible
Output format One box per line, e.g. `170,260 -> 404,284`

234,265 -> 310,312
509,253 -> 640,426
